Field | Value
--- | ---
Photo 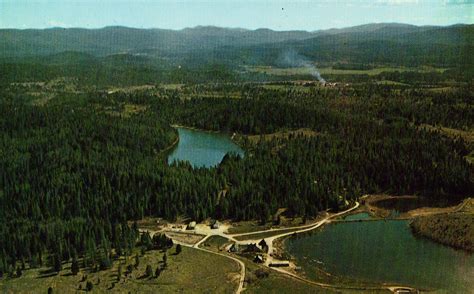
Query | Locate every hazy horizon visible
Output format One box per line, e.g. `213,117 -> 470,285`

1,22 -> 473,32
1,0 -> 472,31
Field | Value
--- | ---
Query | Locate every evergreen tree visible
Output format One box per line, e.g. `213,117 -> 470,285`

134,254 -> 140,269
145,265 -> 153,278
53,254 -> 62,273
175,244 -> 182,255
155,266 -> 161,278
71,258 -> 80,275
117,263 -> 122,281
86,281 -> 93,292
163,253 -> 167,268
16,266 -> 22,277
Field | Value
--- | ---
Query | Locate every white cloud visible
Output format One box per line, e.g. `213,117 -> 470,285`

444,0 -> 474,4
376,0 -> 419,4
47,20 -> 70,28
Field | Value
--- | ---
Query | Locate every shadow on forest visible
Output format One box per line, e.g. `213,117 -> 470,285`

137,274 -> 153,280
36,270 -> 58,279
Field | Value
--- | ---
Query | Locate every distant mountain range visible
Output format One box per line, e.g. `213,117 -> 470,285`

0,23 -> 472,68
0,25 -> 314,57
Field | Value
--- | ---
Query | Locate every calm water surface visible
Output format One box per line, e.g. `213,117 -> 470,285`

343,212 -> 373,221
285,220 -> 473,292
374,197 -> 458,217
168,127 -> 244,168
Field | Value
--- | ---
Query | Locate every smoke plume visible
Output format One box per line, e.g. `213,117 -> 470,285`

279,49 -> 326,84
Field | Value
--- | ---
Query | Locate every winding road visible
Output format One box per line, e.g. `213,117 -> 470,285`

143,202 -> 360,293
193,235 -> 245,293
141,201 -> 416,293
260,201 -> 360,266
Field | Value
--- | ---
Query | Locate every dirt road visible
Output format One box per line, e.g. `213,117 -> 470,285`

140,202 -> 359,294
140,200 -> 416,293
261,201 -> 360,266
193,236 -> 245,294
138,229 -> 246,294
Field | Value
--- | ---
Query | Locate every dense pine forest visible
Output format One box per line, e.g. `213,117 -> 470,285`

0,79 -> 472,276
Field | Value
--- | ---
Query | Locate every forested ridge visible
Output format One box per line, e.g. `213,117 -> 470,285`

1,24 -> 472,71
0,83 -> 472,277
1,56 -> 472,87
1,24 -> 473,87
411,212 -> 474,252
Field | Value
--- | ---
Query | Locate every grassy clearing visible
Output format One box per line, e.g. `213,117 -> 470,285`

0,246 -> 239,294
466,152 -> 474,164
159,84 -> 184,90
228,216 -> 306,235
241,258 -> 384,294
234,228 -> 300,241
200,236 -> 232,252
191,93 -> 242,99
375,80 -> 409,86
260,84 -> 314,92
123,104 -> 148,115
104,103 -> 149,118
241,259 -> 328,294
245,128 -> 319,144
420,124 -> 474,143
227,221 -> 274,234
246,66 -> 446,76
107,85 -> 156,93
164,231 -> 206,246
245,271 -> 331,294
425,86 -> 457,93
419,124 -> 474,163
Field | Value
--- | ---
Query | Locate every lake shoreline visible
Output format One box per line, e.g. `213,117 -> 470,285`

167,125 -> 244,168
409,198 -> 474,253
171,124 -> 222,134
159,129 -> 180,156
281,196 -> 473,292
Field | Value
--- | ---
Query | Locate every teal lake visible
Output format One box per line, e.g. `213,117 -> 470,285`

285,220 -> 473,292
168,127 -> 244,168
342,212 -> 373,221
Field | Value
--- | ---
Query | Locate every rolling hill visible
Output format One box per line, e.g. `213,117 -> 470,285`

0,23 -> 472,81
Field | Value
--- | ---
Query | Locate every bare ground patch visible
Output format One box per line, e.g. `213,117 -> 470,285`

164,231 -> 206,246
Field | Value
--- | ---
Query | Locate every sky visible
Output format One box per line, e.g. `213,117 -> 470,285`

0,0 -> 472,31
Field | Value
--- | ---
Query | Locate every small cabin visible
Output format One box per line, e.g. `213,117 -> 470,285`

211,220 -> 220,229
269,262 -> 290,267
243,243 -> 261,253
187,221 -> 196,230
228,243 -> 240,253
254,254 -> 264,263
258,239 -> 269,253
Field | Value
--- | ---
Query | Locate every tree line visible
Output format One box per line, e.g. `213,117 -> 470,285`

0,83 -> 472,276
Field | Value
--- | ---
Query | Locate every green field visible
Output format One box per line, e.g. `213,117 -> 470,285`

246,66 -> 447,76
0,246 -> 239,294
200,236 -> 232,251
227,221 -> 275,234
228,217 -> 306,235
234,228 -> 300,241
241,258 -> 387,294
260,84 -> 314,92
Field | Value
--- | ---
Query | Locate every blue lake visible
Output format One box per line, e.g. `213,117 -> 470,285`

342,212 -> 373,221
285,220 -> 473,292
167,127 -> 244,168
